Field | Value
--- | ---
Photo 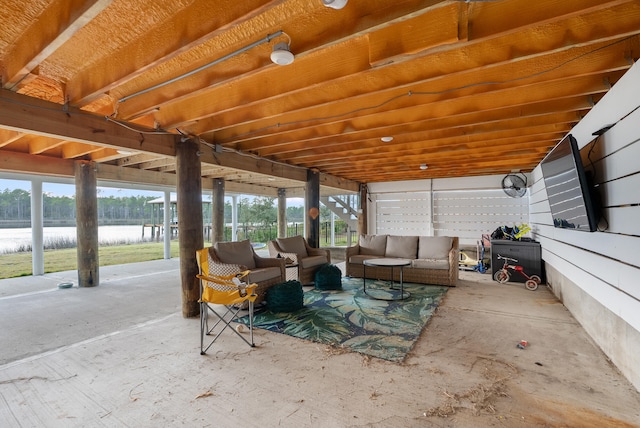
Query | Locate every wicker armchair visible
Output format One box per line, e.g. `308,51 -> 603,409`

207,239 -> 285,305
267,236 -> 330,285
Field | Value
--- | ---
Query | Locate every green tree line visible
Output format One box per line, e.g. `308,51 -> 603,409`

0,189 -> 157,221
0,190 -> 327,225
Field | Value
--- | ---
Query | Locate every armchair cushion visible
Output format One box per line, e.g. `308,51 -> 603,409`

214,239 -> 256,269
300,255 -> 328,269
417,236 -> 453,259
248,267 -> 283,284
359,234 -> 387,256
276,236 -> 308,257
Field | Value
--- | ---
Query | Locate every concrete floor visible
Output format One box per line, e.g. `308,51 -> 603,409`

1,259 -> 639,427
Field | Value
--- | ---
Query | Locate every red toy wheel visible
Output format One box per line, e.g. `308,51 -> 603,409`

525,279 -> 539,291
494,270 -> 509,284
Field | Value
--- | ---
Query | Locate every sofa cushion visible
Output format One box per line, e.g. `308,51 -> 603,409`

247,266 -> 282,283
349,254 -> 384,264
277,236 -> 308,258
385,235 -> 418,259
214,239 -> 256,269
359,234 -> 387,256
418,236 -> 453,259
411,259 -> 450,270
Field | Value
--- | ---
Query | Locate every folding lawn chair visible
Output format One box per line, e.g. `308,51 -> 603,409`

196,248 -> 257,354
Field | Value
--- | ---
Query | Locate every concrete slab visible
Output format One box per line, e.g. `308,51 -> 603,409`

0,262 -> 639,427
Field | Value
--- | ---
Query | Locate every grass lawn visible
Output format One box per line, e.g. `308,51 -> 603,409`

0,241 -> 181,279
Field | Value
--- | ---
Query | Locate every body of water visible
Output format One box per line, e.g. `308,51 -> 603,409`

0,225 -> 151,253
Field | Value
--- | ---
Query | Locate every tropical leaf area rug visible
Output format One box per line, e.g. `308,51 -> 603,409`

240,277 -> 448,363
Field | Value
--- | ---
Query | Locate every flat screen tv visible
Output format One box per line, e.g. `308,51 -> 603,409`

540,133 -> 599,232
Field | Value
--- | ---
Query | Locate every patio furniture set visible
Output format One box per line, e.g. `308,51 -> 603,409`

196,233 -> 458,352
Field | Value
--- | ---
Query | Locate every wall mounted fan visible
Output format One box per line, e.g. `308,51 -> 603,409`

502,173 -> 527,198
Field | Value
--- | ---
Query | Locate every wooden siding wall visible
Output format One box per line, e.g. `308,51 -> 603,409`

529,62 -> 640,391
367,177 -> 529,246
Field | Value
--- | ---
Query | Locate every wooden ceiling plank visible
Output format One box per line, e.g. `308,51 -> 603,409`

259,110 -> 580,162
252,71 -> 616,159
61,141 -> 105,159
137,157 -> 176,170
27,136 -> 66,155
67,0 -> 283,106
116,153 -> 162,167
3,0 -> 112,89
305,132 -> 567,167
114,0 -> 452,122
225,38 -> 634,151
0,129 -> 24,148
89,147 -> 123,162
186,1 -> 640,140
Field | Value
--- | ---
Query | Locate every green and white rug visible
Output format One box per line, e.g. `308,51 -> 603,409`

243,277 -> 448,362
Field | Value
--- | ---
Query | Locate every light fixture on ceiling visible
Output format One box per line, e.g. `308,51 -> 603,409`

271,41 -> 294,65
322,0 -> 348,9
420,164 -> 428,170
380,136 -> 394,142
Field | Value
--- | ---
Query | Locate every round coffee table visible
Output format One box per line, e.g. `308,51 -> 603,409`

363,258 -> 411,300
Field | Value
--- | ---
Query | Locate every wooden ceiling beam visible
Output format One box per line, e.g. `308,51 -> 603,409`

253,71 -> 616,161
306,132 -> 565,168
227,41 -> 633,152
116,153 -> 163,167
114,0 -> 451,121
2,0 -> 112,90
0,89 -> 178,156
66,0 -> 282,106
185,1 -> 640,139
261,111 -> 578,162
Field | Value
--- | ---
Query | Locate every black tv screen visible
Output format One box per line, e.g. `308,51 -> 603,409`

540,134 -> 599,232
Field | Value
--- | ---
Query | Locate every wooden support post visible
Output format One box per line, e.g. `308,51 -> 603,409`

75,160 -> 99,287
211,178 -> 225,243
306,170 -> 320,248
176,138 -> 203,318
358,183 -> 368,236
277,188 -> 287,238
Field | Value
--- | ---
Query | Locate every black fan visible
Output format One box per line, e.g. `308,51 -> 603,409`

502,173 -> 527,198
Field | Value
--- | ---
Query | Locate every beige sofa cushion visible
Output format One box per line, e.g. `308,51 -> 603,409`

277,236 -> 308,257
411,259 -> 450,270
349,254 -> 384,264
359,234 -> 387,256
385,235 -> 418,259
214,240 -> 256,269
418,236 -> 453,259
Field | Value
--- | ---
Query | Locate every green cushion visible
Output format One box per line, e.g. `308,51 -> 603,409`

266,281 -> 304,312
314,264 -> 342,290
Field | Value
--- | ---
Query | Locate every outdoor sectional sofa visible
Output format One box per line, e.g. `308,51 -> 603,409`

346,234 -> 459,286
